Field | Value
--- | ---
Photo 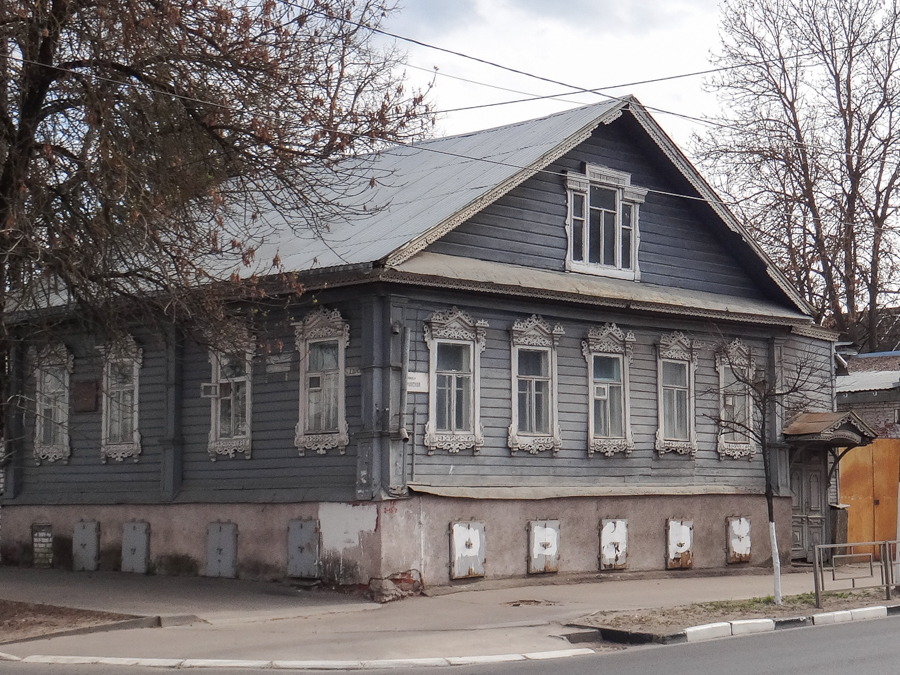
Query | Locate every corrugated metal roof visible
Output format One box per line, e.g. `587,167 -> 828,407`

836,371 -> 900,393
248,98 -> 624,273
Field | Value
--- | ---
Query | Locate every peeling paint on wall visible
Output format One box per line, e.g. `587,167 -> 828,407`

450,521 -> 485,579
528,521 -> 560,574
667,519 -> 693,569
318,503 -> 377,551
727,516 -> 751,563
600,519 -> 628,570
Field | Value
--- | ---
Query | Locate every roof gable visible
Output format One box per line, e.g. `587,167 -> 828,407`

250,97 -> 811,318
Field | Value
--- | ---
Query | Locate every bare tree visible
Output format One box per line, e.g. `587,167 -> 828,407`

696,0 -> 900,350
714,339 -> 823,604
0,0 -> 432,454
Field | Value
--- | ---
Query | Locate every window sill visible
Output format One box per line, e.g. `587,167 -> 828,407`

295,424 -> 348,456
34,443 -> 70,465
101,439 -> 142,463
589,437 -> 633,457
566,260 -> 639,281
508,427 -> 561,455
655,432 -> 696,457
208,437 -> 251,461
717,440 -> 756,460
425,431 -> 483,455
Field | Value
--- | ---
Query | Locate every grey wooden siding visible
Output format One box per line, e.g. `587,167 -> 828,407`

178,303 -> 360,501
14,331 -> 166,503
426,115 -> 769,301
782,333 -> 835,415
401,290 -> 792,490
8,300 -> 363,505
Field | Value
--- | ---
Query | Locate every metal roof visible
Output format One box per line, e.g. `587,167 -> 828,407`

836,371 -> 900,393
249,98 -> 624,273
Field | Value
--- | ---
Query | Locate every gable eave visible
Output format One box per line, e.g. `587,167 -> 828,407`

381,98 -> 631,268
625,100 -> 815,319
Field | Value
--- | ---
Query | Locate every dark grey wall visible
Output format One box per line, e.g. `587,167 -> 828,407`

397,288 -> 808,491
426,114 -> 772,301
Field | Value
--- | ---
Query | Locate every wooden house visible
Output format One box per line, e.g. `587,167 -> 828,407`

0,97 -> 847,586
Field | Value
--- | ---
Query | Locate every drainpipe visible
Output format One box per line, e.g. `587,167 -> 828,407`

398,325 -> 410,442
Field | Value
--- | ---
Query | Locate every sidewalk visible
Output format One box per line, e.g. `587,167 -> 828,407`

0,568 -> 816,663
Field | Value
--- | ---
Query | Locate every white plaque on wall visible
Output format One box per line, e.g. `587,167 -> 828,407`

407,372 -> 429,393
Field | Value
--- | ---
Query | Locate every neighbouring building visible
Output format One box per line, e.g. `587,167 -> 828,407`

0,97 -> 861,587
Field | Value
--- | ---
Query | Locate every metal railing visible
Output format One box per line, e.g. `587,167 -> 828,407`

813,540 -> 899,608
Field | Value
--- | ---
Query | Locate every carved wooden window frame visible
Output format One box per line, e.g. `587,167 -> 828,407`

33,344 -> 73,465
203,337 -> 254,461
716,338 -> 756,460
582,324 -> 635,457
100,337 -> 143,463
294,308 -> 349,456
424,307 -> 487,455
508,315 -> 564,455
655,332 -> 698,457
565,164 -> 648,281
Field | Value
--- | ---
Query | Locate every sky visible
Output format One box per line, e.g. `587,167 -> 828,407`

382,0 -> 724,155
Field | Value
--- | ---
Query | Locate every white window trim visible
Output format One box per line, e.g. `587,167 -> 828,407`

99,338 -> 143,464
203,338 -> 254,461
33,344 -> 73,465
508,315 -> 563,455
424,307 -> 487,455
294,307 -> 349,456
716,338 -> 757,461
582,324 -> 635,457
565,164 -> 648,281
655,331 -> 698,457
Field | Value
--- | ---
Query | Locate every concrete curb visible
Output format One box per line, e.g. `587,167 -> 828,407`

570,603 -> 900,645
0,616 -> 161,646
20,649 -> 596,669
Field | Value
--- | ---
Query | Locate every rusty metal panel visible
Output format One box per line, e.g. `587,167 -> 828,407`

527,520 -> 560,574
73,521 -> 99,572
450,521 -> 485,579
287,520 -> 319,578
600,519 -> 628,570
121,522 -> 150,574
666,519 -> 693,569
727,517 -> 751,563
206,522 -> 237,578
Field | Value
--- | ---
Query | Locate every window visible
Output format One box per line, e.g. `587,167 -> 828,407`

33,345 -> 72,464
295,307 -> 349,456
101,338 -> 142,463
424,308 -> 487,454
509,315 -> 563,455
655,332 -> 697,456
716,339 -> 756,460
582,324 -> 634,457
203,345 -> 253,460
566,164 -> 647,280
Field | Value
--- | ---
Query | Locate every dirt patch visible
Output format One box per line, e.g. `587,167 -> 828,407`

577,588 -> 894,636
0,599 -> 131,644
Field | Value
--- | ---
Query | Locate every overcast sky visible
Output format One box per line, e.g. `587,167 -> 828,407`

383,0 -> 724,154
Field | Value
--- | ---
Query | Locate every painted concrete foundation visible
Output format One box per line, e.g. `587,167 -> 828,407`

0,493 -> 791,587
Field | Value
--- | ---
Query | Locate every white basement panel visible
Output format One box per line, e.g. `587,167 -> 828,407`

600,519 -> 628,570
72,521 -> 99,572
528,520 -> 560,574
727,517 -> 751,563
666,519 -> 693,569
450,521 -> 485,579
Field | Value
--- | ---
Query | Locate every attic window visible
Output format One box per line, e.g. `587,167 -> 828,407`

565,165 -> 647,281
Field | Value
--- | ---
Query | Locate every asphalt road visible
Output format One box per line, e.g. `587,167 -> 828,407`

1,616 -> 899,675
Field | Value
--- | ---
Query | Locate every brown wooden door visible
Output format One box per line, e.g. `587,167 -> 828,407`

840,438 -> 900,558
791,449 -> 827,562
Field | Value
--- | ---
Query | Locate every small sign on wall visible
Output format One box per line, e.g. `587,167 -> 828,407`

407,372 -> 428,393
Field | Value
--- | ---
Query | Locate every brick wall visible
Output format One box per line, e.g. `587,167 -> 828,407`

844,401 -> 900,438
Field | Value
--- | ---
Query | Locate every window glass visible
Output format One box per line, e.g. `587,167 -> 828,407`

594,355 -> 621,381
591,186 -> 616,210
518,349 -> 548,377
435,342 -> 473,433
603,211 -> 616,266
662,360 -> 687,387
621,204 -> 633,269
589,209 -> 602,264
308,340 -> 340,433
220,354 -> 246,379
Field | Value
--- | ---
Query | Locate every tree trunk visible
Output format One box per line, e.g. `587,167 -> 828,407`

769,519 -> 782,604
